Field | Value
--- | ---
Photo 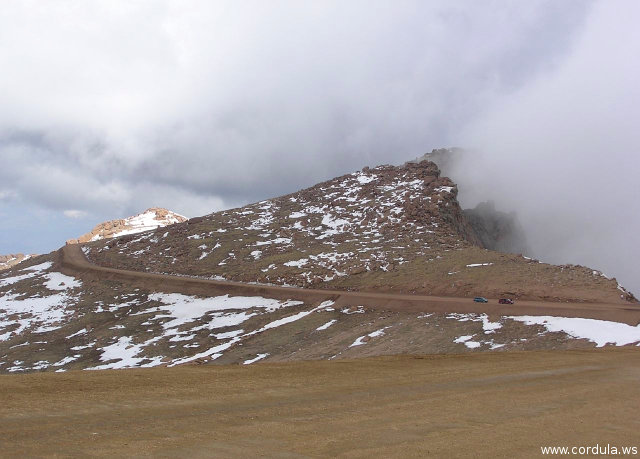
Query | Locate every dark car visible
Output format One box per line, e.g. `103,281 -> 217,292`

498,298 -> 514,304
473,297 -> 488,303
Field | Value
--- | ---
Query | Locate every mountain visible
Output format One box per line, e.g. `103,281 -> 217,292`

1,158 -> 638,374
86,160 -> 631,303
0,253 -> 36,271
66,208 -> 187,245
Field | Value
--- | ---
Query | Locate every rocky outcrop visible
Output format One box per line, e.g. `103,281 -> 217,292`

409,147 -> 465,178
0,253 -> 36,271
411,148 -> 530,256
67,208 -> 187,244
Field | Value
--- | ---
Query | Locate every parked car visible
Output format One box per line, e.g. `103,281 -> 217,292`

473,297 -> 488,303
498,298 -> 514,304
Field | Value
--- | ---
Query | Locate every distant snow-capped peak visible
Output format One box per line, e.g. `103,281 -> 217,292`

67,208 -> 187,244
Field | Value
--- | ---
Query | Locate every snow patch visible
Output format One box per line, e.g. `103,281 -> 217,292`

316,319 -> 337,331
244,353 -> 269,364
508,316 -> 640,347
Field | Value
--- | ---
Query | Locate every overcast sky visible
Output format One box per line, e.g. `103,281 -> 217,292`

1,1 -> 638,293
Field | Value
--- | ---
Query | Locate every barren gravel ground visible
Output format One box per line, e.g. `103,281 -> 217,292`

1,348 -> 639,458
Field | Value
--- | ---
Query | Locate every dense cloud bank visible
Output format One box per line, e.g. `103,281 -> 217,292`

0,1 -> 588,217
457,1 -> 640,294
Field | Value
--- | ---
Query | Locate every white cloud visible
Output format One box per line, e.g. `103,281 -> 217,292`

0,1 -> 589,217
63,210 -> 88,219
459,0 -> 640,294
0,190 -> 16,201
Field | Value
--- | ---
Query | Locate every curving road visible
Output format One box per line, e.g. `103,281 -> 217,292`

60,244 -> 640,325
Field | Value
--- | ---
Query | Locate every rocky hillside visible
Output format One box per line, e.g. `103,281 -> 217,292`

1,250 -> 639,374
0,254 -> 35,271
66,208 -> 187,245
85,160 -> 633,304
1,158 -> 639,374
87,161 -> 482,284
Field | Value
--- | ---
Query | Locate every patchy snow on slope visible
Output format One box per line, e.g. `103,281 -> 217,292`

22,262 -> 54,272
0,272 -> 38,287
454,335 -> 482,349
89,336 -> 164,370
316,319 -> 337,331
244,353 -> 269,364
53,355 -> 81,367
480,314 -> 502,334
0,262 -> 54,287
90,209 -> 186,241
43,272 -> 82,291
350,326 -> 390,347
466,263 -> 494,267
66,328 -> 88,339
149,293 -> 302,316
508,316 -> 640,347
356,173 -> 377,184
172,339 -> 241,366
284,258 -> 308,267
250,311 -> 312,335
0,268 -> 82,342
141,293 -> 303,341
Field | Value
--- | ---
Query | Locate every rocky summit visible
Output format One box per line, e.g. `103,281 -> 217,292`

66,207 -> 187,245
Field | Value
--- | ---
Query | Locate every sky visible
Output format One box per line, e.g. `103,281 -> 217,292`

0,1 -> 638,293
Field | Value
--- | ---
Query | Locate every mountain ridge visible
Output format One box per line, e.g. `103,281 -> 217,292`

84,159 -> 634,303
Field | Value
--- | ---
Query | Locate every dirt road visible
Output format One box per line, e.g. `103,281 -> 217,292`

1,348 -> 639,457
60,244 -> 640,324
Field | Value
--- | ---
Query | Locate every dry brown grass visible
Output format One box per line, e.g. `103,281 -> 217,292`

2,348 -> 639,457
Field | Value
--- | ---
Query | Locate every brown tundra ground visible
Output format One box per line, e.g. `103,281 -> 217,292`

1,348 -> 639,458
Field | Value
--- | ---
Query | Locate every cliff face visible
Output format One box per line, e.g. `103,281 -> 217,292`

413,148 -> 530,255
67,208 -> 187,245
